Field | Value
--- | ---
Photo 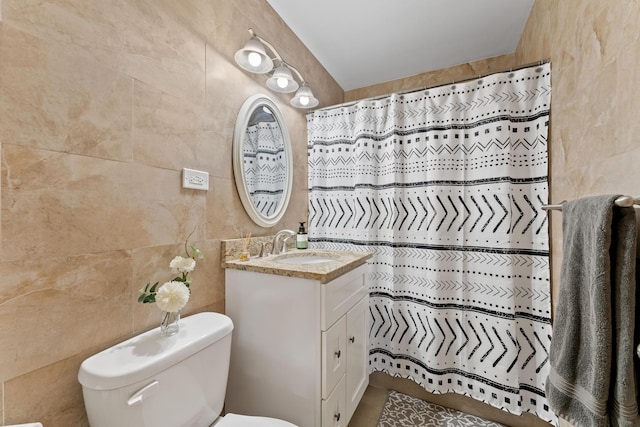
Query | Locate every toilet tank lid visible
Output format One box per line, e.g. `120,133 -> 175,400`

78,312 -> 233,391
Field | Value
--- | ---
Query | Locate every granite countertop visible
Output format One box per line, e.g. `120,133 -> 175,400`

222,249 -> 372,284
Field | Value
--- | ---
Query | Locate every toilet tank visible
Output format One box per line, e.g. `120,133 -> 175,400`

78,312 -> 233,427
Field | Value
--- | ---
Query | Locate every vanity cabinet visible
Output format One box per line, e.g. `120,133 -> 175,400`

322,295 -> 368,426
224,264 -> 369,427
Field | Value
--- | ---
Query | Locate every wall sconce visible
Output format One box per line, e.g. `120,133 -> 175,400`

235,29 -> 319,109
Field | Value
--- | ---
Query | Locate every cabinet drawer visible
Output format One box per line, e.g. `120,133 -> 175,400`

346,296 -> 369,422
322,316 -> 346,399
321,264 -> 367,330
322,375 -> 346,427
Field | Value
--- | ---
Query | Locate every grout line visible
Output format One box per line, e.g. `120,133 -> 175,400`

130,76 -> 135,163
203,41 -> 208,107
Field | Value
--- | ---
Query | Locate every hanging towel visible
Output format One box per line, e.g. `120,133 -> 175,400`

546,195 -> 639,427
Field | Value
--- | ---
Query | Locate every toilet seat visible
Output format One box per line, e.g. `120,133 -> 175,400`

215,413 -> 298,427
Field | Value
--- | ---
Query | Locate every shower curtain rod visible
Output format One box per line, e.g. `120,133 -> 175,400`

312,59 -> 551,113
542,195 -> 640,211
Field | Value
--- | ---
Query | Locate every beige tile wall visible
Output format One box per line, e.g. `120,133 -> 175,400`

346,1 -> 640,427
0,0 -> 341,425
345,53 -> 518,102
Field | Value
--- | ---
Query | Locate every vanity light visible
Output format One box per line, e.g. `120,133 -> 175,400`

291,84 -> 319,108
234,37 -> 274,74
266,65 -> 299,93
235,29 -> 319,109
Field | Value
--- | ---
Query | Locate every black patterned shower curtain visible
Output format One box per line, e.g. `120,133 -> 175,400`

307,63 -> 556,424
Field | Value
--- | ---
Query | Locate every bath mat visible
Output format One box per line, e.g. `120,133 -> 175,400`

377,390 -> 505,427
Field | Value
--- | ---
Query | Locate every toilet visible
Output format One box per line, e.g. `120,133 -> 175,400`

78,312 -> 296,427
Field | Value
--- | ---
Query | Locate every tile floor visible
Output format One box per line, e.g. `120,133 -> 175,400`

348,385 -> 388,427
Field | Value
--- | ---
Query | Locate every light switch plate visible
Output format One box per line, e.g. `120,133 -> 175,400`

182,168 -> 209,191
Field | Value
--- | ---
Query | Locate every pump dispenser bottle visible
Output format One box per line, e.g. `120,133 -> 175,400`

296,222 -> 308,249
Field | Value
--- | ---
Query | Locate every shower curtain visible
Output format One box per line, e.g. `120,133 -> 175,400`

307,63 -> 555,424
243,117 -> 287,217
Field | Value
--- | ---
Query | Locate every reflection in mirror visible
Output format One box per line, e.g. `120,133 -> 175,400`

244,106 -> 286,217
233,94 -> 293,228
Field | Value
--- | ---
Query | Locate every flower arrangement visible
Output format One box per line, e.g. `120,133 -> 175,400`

138,242 -> 204,314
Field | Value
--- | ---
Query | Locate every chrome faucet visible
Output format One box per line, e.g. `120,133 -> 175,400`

258,242 -> 272,257
271,229 -> 296,255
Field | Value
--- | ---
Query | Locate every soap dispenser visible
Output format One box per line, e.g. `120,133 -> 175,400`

296,222 -> 308,249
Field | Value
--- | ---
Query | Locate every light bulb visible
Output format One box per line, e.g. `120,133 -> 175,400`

299,96 -> 310,106
248,52 -> 262,67
277,77 -> 289,88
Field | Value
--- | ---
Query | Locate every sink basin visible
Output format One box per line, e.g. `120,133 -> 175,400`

273,250 -> 337,265
272,254 -> 336,265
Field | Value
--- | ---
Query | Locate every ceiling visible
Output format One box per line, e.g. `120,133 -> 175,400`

266,0 -> 535,91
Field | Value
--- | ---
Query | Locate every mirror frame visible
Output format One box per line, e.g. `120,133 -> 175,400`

233,94 -> 293,228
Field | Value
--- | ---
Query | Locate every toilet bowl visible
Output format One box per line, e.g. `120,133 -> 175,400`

78,312 -> 296,427
214,413 -> 296,426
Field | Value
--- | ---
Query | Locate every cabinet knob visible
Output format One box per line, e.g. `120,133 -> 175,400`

349,336 -> 355,343
334,350 -> 341,358
334,412 -> 341,422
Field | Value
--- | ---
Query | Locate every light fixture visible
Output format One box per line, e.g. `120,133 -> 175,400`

234,37 -> 274,74
266,65 -> 299,93
291,84 -> 319,108
235,29 -> 319,109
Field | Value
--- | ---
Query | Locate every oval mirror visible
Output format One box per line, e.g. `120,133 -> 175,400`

233,94 -> 293,227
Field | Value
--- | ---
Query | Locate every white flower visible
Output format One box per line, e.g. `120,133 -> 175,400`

155,281 -> 190,312
170,256 -> 196,274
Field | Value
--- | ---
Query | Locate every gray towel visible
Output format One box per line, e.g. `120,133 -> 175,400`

546,195 -> 639,427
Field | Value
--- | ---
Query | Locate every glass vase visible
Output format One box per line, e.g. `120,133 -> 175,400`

160,310 -> 180,337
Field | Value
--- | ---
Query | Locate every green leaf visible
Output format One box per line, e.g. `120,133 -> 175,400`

191,246 -> 204,259
138,281 -> 160,305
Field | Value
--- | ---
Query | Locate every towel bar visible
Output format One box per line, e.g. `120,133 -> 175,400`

542,196 -> 639,211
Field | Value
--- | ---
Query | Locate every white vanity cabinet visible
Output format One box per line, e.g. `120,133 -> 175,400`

322,295 -> 368,426
224,263 -> 369,427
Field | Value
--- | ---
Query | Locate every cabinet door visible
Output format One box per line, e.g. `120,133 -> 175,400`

345,296 -> 369,422
322,316 -> 347,399
322,375 -> 346,427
